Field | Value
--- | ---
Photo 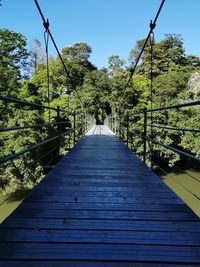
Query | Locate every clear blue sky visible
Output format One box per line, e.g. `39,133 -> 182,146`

1,0 -> 200,69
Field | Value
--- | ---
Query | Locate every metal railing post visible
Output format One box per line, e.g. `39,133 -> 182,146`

118,113 -> 121,138
56,106 -> 61,159
126,113 -> 129,146
143,108 -> 147,164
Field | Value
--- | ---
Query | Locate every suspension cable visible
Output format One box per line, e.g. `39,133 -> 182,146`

150,31 -> 154,167
44,27 -> 50,122
119,0 -> 165,106
34,0 -> 84,111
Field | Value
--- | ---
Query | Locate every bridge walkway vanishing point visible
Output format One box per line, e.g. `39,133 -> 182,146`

0,125 -> 200,266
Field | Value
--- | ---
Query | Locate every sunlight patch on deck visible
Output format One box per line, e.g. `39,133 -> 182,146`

86,125 -> 115,135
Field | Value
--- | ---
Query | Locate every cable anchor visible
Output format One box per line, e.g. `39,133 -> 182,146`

43,18 -> 49,31
150,20 -> 156,33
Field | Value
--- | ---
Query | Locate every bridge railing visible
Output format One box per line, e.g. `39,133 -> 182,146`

109,100 -> 200,168
0,95 -> 89,192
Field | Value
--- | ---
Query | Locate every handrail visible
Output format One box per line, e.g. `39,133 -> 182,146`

144,100 -> 200,113
145,136 -> 200,162
0,121 -> 71,133
0,95 -> 88,171
0,95 -> 57,111
114,99 -> 200,165
134,123 -> 200,133
0,129 -> 74,165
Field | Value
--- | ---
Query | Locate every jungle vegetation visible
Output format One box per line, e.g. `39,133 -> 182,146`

0,28 -> 200,194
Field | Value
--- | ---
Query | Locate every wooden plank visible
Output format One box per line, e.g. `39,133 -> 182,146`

37,183 -> 170,190
27,187 -> 174,194
0,243 -> 200,263
26,191 -> 177,199
24,195 -> 184,204
17,202 -> 191,212
2,218 -> 200,232
1,229 -> 200,245
2,242 -> 200,253
0,261 -> 198,267
10,209 -> 198,221
39,179 -> 163,185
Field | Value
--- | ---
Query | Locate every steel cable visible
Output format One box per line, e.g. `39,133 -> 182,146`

119,0 -> 166,106
34,0 -> 84,112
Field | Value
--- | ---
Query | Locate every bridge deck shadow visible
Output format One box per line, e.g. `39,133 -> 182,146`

0,126 -> 200,266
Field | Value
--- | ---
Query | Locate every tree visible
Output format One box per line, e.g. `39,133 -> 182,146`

129,37 -> 166,77
187,72 -> 200,100
158,34 -> 185,69
108,55 -> 125,72
129,34 -> 187,77
153,71 -> 190,105
29,39 -> 45,69
124,33 -> 200,167
80,69 -> 111,118
129,38 -> 147,64
60,42 -> 96,90
0,28 -> 28,96
62,42 -> 92,63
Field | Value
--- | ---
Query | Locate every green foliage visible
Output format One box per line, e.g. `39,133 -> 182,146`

62,42 -> 92,63
154,71 -> 190,105
178,109 -> 200,157
0,107 -> 45,194
108,55 -> 126,72
125,34 -> 200,168
0,28 -> 29,96
158,34 -> 185,68
1,28 -> 200,195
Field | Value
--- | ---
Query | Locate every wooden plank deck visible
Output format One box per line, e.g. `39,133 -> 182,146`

0,125 -> 200,266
